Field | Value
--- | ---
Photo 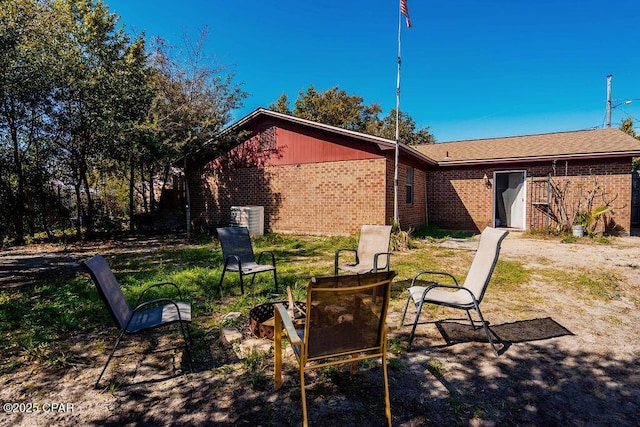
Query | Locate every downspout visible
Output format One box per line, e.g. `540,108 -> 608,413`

184,157 -> 191,240
424,169 -> 429,226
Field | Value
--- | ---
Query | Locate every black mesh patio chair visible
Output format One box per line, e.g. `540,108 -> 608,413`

274,271 -> 397,426
401,227 -> 509,355
217,226 -> 278,295
81,254 -> 192,388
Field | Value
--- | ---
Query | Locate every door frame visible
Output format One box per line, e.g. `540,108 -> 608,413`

492,170 -> 527,229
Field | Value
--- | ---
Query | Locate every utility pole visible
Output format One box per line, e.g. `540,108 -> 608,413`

605,74 -> 633,128
606,74 -> 613,128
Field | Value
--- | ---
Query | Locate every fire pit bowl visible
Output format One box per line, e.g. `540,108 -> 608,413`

249,300 -> 306,340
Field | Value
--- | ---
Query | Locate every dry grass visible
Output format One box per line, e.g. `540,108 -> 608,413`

1,231 -> 639,426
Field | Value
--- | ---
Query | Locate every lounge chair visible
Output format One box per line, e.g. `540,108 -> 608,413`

274,271 -> 397,426
81,254 -> 192,388
401,227 -> 509,355
217,226 -> 278,295
334,225 -> 392,275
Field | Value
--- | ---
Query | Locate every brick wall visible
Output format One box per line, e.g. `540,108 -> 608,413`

189,155 -> 427,236
386,157 -> 427,230
427,167 -> 492,231
427,158 -> 634,234
190,158 -> 389,235
527,159 -> 632,234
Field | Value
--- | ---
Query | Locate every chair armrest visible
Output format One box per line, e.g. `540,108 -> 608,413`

334,248 -> 357,274
274,303 -> 302,346
410,270 -> 459,287
135,282 -> 185,307
372,252 -> 392,272
256,251 -> 276,267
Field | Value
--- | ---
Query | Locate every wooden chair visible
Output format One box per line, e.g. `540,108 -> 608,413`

274,271 -> 397,426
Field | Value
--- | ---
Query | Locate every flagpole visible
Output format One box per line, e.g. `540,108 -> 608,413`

393,2 -> 402,227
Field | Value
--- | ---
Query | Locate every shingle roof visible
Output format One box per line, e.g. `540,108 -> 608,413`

414,128 -> 640,165
220,109 -> 640,167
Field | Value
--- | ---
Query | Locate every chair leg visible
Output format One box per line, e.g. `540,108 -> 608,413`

407,299 -> 425,350
274,312 -> 283,390
178,322 -> 193,372
185,322 -> 193,344
382,338 -> 392,427
239,272 -> 245,295
218,270 -> 227,297
473,304 -> 500,356
273,268 -> 278,293
247,270 -> 279,294
95,329 -> 126,389
465,309 -> 475,329
400,294 -> 412,324
300,368 -> 309,427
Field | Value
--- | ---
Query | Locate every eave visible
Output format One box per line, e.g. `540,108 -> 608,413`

435,150 -> 640,167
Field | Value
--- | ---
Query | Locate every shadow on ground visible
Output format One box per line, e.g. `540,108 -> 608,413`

2,314 -> 637,426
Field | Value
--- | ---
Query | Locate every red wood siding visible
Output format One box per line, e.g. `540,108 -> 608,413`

237,119 -> 383,167
269,127 -> 381,165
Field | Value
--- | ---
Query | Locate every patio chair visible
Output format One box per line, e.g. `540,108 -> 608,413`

217,226 -> 278,295
274,271 -> 397,427
334,225 -> 392,275
401,227 -> 509,355
81,254 -> 192,388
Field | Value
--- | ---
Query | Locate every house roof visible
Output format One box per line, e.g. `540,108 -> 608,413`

220,108 -> 437,166
220,109 -> 640,167
414,128 -> 640,166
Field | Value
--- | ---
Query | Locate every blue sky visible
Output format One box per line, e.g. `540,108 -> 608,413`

106,0 -> 639,142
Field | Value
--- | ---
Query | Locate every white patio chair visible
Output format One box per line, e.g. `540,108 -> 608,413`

401,227 -> 509,355
334,225 -> 392,275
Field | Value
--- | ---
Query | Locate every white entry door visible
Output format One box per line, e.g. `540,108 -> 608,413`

495,171 -> 526,229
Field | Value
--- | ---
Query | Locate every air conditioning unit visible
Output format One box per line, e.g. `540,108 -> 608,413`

230,206 -> 264,236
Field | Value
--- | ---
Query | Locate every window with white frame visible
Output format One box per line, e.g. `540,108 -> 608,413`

406,166 -> 414,204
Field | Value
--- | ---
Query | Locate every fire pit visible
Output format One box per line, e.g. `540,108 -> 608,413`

249,300 -> 306,340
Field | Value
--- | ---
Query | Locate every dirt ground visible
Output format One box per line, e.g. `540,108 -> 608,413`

0,232 -> 639,426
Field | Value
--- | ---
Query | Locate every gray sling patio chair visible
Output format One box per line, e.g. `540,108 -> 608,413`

274,271 -> 397,427
334,224 -> 392,275
81,254 -> 192,388
401,227 -> 509,355
217,226 -> 278,295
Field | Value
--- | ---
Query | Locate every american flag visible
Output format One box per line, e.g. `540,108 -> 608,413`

400,0 -> 412,28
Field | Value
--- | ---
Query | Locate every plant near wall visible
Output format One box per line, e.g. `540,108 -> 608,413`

390,220 -> 413,251
575,204 -> 613,236
550,175 -> 617,235
549,178 -> 572,231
